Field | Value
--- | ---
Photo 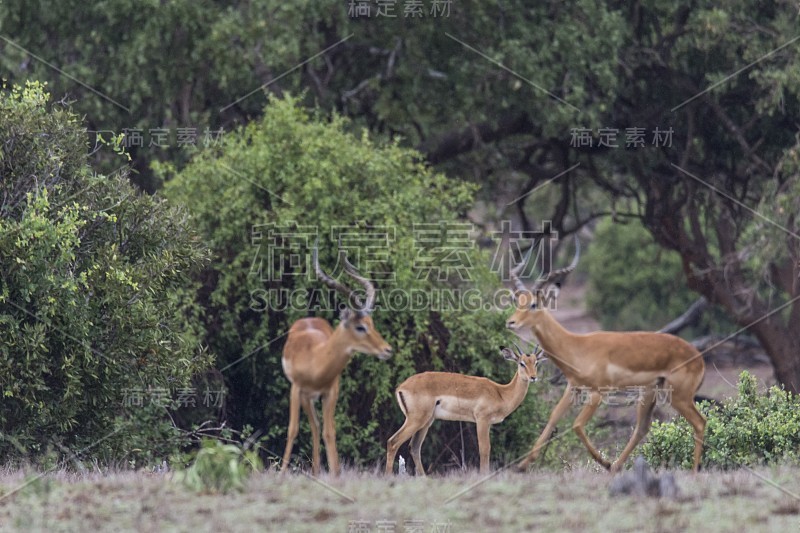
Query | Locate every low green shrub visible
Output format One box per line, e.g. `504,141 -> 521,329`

174,439 -> 263,494
642,371 -> 800,469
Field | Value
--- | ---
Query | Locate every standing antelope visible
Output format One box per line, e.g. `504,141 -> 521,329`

385,344 -> 544,475
280,243 -> 393,476
506,237 -> 706,472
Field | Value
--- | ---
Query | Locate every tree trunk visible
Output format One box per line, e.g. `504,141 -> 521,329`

645,171 -> 800,393
751,317 -> 800,394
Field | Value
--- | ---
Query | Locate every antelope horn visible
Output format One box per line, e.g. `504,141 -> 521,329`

535,235 -> 580,289
313,240 -> 364,309
533,343 -> 545,358
509,240 -> 537,293
342,253 -> 376,313
511,341 -> 525,356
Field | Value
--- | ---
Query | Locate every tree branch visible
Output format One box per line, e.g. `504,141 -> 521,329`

658,297 -> 708,334
419,112 -> 536,165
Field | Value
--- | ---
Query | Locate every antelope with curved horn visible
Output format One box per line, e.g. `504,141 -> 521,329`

385,343 -> 544,475
506,236 -> 706,472
280,242 -> 393,476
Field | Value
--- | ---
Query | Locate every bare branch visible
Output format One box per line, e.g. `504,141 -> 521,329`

658,297 -> 708,334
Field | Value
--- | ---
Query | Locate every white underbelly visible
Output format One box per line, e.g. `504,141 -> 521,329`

433,396 -> 474,422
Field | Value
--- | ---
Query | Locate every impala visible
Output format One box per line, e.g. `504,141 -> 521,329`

385,343 -> 544,475
280,243 -> 392,476
506,237 -> 706,472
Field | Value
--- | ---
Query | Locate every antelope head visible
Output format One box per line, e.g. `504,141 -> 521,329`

313,241 -> 393,360
500,342 -> 546,383
506,236 -> 580,332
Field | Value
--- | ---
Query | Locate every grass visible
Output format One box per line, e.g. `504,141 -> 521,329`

1,464 -> 800,532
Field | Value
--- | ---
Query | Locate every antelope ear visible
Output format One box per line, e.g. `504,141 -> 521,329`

500,347 -> 518,361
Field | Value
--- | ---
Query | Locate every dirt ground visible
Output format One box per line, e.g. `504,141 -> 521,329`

2,466 -> 800,532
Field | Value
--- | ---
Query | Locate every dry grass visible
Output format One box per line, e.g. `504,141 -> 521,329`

2,464 -> 800,532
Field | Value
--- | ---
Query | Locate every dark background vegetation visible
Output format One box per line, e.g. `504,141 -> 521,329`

1,1 -> 799,471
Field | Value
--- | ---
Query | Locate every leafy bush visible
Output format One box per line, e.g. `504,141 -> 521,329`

0,82 -> 211,465
161,95 -> 553,470
642,372 -> 800,469
174,439 -> 262,494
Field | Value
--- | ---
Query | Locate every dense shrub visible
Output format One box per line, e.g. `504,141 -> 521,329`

161,95 -> 574,470
642,372 -> 800,469
0,82 -> 211,465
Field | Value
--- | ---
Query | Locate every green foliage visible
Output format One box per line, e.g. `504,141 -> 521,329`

162,95 -> 533,469
0,1 -> 626,190
584,218 -> 698,331
642,372 -> 800,469
0,82 -> 211,465
741,159 -> 800,296
585,218 -> 731,334
174,438 -> 262,494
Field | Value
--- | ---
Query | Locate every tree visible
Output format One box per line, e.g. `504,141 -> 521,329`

328,2 -> 800,391
0,0 -> 359,191
603,4 -> 800,391
6,2 -> 797,391
0,0 -> 624,197
0,82 -> 210,463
